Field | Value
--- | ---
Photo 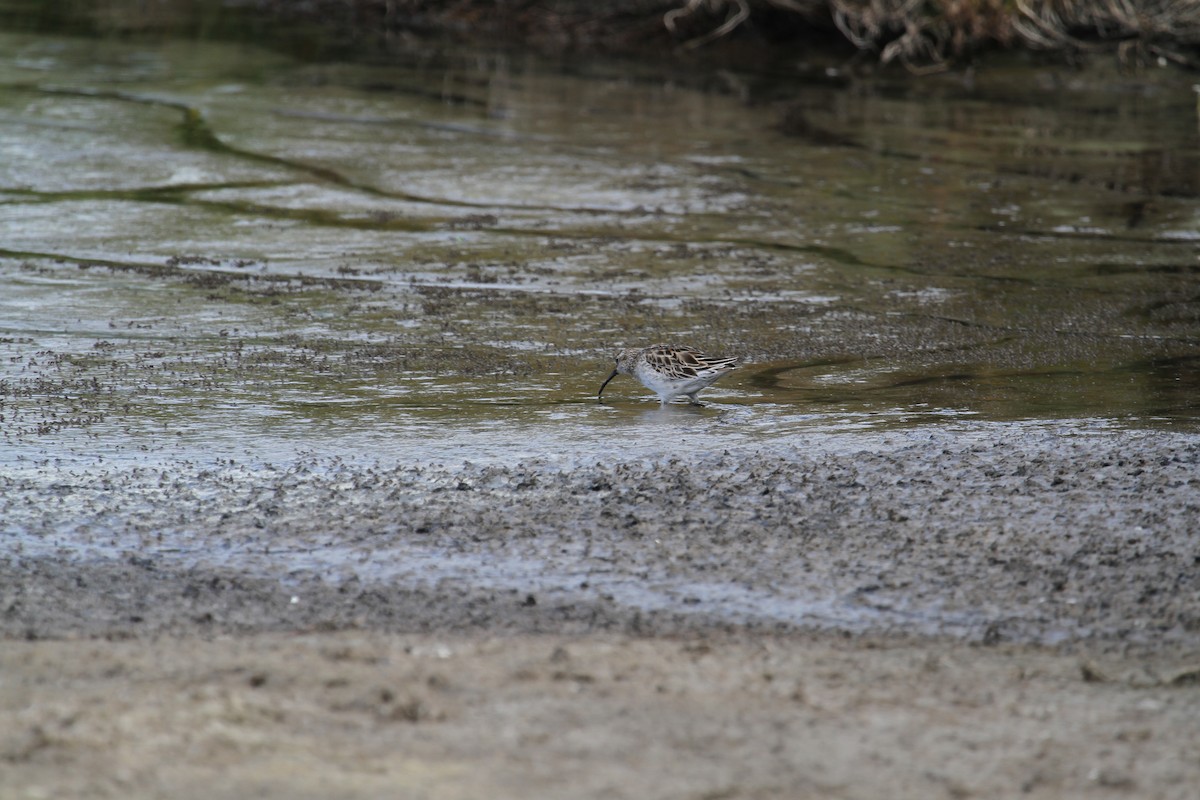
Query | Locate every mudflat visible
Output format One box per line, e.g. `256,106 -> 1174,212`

3,424 -> 1198,799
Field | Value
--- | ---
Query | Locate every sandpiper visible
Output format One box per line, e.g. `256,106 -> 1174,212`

597,344 -> 739,406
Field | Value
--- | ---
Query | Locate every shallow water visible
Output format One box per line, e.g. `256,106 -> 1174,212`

2,3 -> 1199,636
2,19 -> 1197,463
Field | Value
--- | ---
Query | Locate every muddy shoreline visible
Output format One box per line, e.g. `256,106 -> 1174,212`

4,423 -> 1200,799
5,424 -> 1198,648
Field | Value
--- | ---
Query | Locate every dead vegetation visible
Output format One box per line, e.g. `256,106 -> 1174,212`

261,0 -> 1200,70
822,0 -> 1200,71
658,0 -> 1200,70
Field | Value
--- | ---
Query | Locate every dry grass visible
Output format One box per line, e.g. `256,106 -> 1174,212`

662,0 -> 1200,70
260,0 -> 1200,69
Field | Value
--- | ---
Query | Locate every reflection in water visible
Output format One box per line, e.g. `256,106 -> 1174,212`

750,356 -> 1200,423
0,0 -> 1198,470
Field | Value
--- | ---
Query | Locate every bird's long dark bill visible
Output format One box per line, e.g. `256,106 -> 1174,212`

597,369 -> 619,401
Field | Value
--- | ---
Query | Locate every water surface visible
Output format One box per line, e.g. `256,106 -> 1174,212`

3,13 -> 1197,470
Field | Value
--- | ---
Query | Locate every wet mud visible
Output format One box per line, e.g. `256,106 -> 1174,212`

4,425 -> 1200,800
5,425 -> 1199,646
